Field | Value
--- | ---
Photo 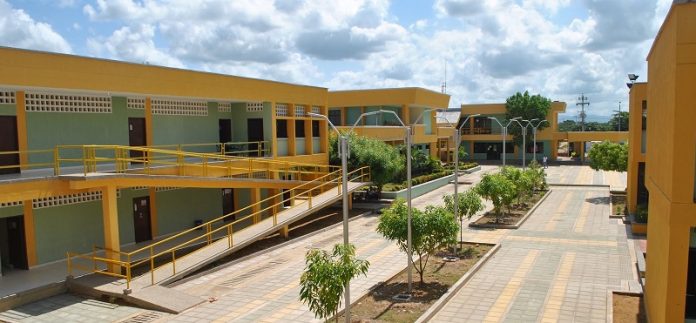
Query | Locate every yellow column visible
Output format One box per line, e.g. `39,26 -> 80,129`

271,102 -> 278,158
340,107 -> 347,127
361,106 -> 366,125
305,118 -> 312,155
279,226 -> 289,239
288,104 -> 296,156
145,97 -> 153,146
579,142 -> 585,161
15,91 -> 29,169
401,104 -> 410,124
348,193 -> 353,211
23,200 -> 37,267
101,186 -> 121,273
148,187 -> 158,238
551,140 -> 558,160
251,188 -> 261,223
320,106 -> 329,154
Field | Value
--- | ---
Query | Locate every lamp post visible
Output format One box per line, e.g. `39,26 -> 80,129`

511,119 -> 537,169
530,120 -> 548,163
307,112 -> 352,323
488,116 -> 521,166
434,112 -> 480,250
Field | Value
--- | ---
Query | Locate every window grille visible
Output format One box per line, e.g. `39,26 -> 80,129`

311,106 -> 321,114
295,105 -> 306,117
151,98 -> 208,116
0,201 -> 22,208
0,90 -> 16,104
156,187 -> 180,192
32,190 -> 120,209
246,102 -> 264,112
218,102 -> 232,113
276,103 -> 288,116
127,97 -> 145,109
25,92 -> 112,113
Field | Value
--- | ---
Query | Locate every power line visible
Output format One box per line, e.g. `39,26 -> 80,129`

576,93 -> 590,131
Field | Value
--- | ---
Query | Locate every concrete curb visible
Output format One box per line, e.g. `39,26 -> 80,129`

169,209 -> 375,287
0,281 -> 67,312
415,243 -> 501,323
469,190 -> 551,229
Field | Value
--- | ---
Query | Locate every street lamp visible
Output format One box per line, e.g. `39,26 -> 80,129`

488,116 -> 521,166
435,111 -> 480,251
306,112 -> 352,322
511,119 -> 537,169
530,120 -> 548,162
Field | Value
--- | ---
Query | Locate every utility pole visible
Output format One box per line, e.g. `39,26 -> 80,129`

617,101 -> 622,131
441,61 -> 447,94
576,93 -> 590,131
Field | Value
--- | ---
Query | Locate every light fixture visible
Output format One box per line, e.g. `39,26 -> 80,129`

628,74 -> 639,81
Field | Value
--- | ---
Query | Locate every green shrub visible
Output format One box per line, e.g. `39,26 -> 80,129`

381,170 -> 453,191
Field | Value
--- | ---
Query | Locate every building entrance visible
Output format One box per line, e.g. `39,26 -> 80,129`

133,196 -> 152,243
0,215 -> 28,273
0,116 -> 20,175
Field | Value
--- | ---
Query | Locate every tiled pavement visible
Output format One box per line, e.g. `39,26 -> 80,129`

1,166 -> 632,323
431,186 -> 635,323
545,165 -> 627,191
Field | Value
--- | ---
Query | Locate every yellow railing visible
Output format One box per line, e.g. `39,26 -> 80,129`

52,144 -> 338,178
148,141 -> 270,157
66,166 -> 371,289
0,149 -> 56,173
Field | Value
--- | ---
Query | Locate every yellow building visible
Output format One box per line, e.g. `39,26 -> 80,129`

626,82 -> 648,214
642,1 -> 696,322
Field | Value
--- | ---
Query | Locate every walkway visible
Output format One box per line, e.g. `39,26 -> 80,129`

545,165 -> 626,191
430,186 -> 635,323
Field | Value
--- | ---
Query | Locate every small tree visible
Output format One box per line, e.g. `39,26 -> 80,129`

587,141 -> 628,172
500,167 -> 532,205
526,160 -> 547,192
377,199 -> 458,284
299,243 -> 370,323
475,173 -> 516,223
444,189 -> 484,244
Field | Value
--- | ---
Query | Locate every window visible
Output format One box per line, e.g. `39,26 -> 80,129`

295,120 -> 305,138
641,100 -> 647,130
527,142 -> 544,153
474,142 -> 513,153
276,120 -> 288,138
328,109 -> 342,126
473,118 -> 492,134
312,120 -> 320,137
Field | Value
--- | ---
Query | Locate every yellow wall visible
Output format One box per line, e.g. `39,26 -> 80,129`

328,87 -> 450,108
460,102 -> 567,142
644,3 -> 696,323
0,47 -> 328,106
627,83 -> 647,213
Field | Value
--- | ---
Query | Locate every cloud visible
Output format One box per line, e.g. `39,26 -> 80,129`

434,0 -> 485,17
87,24 -> 184,68
0,0 -> 71,53
296,23 -> 405,60
583,0 -> 657,50
479,46 -> 571,78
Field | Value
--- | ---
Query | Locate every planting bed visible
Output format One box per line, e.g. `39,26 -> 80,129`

470,190 -> 548,228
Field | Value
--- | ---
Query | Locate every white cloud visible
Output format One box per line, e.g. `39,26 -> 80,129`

87,24 -> 184,68
0,0 -> 71,53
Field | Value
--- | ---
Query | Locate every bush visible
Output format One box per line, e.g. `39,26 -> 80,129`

526,160 -> 548,192
382,170 -> 453,192
475,173 -> 516,223
588,141 -> 628,172
329,133 -> 404,192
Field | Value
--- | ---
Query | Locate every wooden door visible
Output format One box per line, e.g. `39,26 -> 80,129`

0,116 -> 20,175
128,118 -> 147,164
247,118 -> 264,157
133,196 -> 152,243
0,215 -> 28,270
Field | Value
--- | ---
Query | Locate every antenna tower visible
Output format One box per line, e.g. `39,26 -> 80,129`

576,93 -> 590,131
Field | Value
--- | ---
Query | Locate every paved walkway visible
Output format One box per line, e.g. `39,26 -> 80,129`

545,165 -> 626,191
431,186 -> 635,323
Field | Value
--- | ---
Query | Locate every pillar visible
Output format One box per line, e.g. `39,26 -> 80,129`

401,104 -> 410,124
148,187 -> 158,238
23,200 -> 37,267
271,102 -> 278,158
251,188 -> 261,223
15,91 -> 29,170
101,186 -> 121,273
305,117 -> 312,155
279,225 -> 290,239
288,104 -> 296,156
551,140 -> 558,160
145,97 -> 153,146
348,192 -> 353,211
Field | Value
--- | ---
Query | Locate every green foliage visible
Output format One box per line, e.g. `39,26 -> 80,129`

558,120 -> 580,132
377,199 -> 458,283
382,170 -> 453,192
635,204 -> 648,223
299,243 -> 370,322
399,147 -> 444,178
587,141 -> 628,172
329,133 -> 404,191
475,173 -> 516,223
505,91 -> 552,147
444,189 -> 484,242
501,167 -> 533,205
608,111 -> 629,131
557,119 -> 620,132
458,146 -> 469,161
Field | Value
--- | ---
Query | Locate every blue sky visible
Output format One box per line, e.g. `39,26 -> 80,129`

1,0 -> 672,121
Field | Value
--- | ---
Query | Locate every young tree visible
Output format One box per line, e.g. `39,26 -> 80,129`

299,243 -> 370,323
505,91 -> 552,147
443,189 -> 484,244
377,199 -> 458,284
500,167 -> 531,205
587,141 -> 628,172
475,173 -> 516,223
526,160 -> 548,192
329,133 -> 404,193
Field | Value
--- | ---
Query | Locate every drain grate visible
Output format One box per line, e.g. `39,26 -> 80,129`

119,311 -> 165,323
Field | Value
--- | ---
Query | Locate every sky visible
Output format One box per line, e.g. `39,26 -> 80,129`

0,0 -> 672,121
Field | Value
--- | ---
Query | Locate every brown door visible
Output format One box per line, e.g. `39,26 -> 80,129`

0,215 -> 28,271
133,196 -> 152,243
128,118 -> 147,164
222,188 -> 235,222
247,118 -> 263,157
0,116 -> 20,175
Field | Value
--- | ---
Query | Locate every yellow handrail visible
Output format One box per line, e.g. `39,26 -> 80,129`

66,166 -> 371,288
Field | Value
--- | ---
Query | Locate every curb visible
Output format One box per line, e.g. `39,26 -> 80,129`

415,243 -> 501,323
548,183 -> 610,188
0,281 -> 67,312
469,190 -> 551,229
169,209 -> 375,287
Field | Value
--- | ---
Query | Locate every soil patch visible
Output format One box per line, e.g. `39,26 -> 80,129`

611,193 -> 627,216
338,243 -> 492,323
472,191 -> 547,227
613,293 -> 647,323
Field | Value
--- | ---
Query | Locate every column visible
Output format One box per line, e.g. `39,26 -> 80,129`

288,104 -> 296,156
271,102 -> 278,158
23,200 -> 37,267
148,187 -> 158,238
305,116 -> 312,155
101,186 -> 121,273
251,188 -> 261,223
15,91 -> 29,169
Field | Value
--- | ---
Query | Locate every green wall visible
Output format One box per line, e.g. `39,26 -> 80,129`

156,188 -> 222,235
34,201 -> 104,264
152,102 -> 219,153
0,205 -> 22,219
0,103 -> 16,116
